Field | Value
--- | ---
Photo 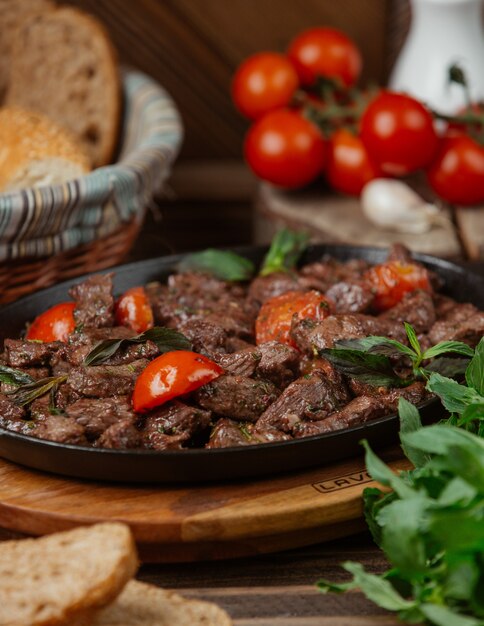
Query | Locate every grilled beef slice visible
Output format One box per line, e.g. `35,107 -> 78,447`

65,396 -> 136,440
325,280 -> 374,314
142,401 -> 212,450
429,303 -> 484,346
4,339 -> 62,367
379,290 -> 436,334
69,273 -> 115,328
67,359 -> 148,398
96,417 -> 141,449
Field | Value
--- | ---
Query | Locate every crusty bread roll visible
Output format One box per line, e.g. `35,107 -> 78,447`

0,523 -> 138,626
0,0 -> 54,101
93,580 -> 233,626
0,106 -> 91,192
6,6 -> 121,167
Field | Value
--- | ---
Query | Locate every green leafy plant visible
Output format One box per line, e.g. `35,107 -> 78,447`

8,375 -> 68,407
317,341 -> 484,626
0,365 -> 35,387
259,228 -> 309,276
176,249 -> 255,282
84,327 -> 192,366
321,323 -> 474,387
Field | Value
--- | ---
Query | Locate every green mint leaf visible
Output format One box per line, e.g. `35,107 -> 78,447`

362,440 -> 416,499
0,365 -> 34,387
405,323 -> 421,357
398,398 -> 430,468
427,372 -> 484,415
177,249 -> 255,282
84,327 -> 192,366
259,229 -> 309,276
466,337 -> 484,395
425,357 -> 471,378
459,403 -> 484,427
8,375 -> 68,407
437,476 -> 477,507
336,336 -> 415,360
423,341 -> 474,361
420,602 -> 483,626
321,348 -> 409,387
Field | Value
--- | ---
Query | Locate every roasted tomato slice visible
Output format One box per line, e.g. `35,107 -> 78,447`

365,262 -> 431,311
255,289 -> 332,346
115,286 -> 154,333
132,350 -> 224,413
26,302 -> 76,342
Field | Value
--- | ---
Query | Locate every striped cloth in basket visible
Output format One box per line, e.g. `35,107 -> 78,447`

0,69 -> 183,261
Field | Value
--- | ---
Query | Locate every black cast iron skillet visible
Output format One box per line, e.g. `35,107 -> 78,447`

0,245 -> 482,484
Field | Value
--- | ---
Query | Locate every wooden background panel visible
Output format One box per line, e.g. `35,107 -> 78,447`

66,0 -> 390,159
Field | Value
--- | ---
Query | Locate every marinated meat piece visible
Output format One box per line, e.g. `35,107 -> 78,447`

349,379 -> 395,398
177,318 -> 228,357
325,281 -> 374,313
225,336 -> 254,353
433,294 -> 458,319
96,417 -> 141,449
202,308 -> 254,340
380,290 -> 436,334
0,393 -> 26,422
142,401 -> 211,450
195,375 -> 279,422
294,396 -> 387,437
206,418 -> 253,448
60,326 -> 159,371
254,371 -> 350,435
67,359 -> 148,398
299,258 -> 369,292
380,382 -> 428,411
290,314 -> 406,354
65,396 -> 135,440
215,346 -> 259,378
429,303 -> 484,346
30,414 -> 87,445
256,341 -> 301,388
4,339 -> 62,367
386,243 -> 413,264
30,396 -> 52,421
247,272 -> 299,307
69,273 -> 114,328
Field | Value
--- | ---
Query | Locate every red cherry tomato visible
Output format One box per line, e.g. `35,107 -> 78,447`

255,290 -> 332,346
326,128 -> 382,196
26,302 -> 76,343
364,262 -> 431,311
360,91 -> 439,176
232,52 -> 299,120
244,108 -> 326,188
287,27 -> 362,87
132,351 -> 224,413
427,135 -> 484,206
115,286 -> 154,334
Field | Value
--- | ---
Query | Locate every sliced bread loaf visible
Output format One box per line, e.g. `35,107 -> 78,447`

0,523 -> 138,626
6,6 -> 121,167
93,580 -> 233,626
0,0 -> 54,101
0,106 -> 91,192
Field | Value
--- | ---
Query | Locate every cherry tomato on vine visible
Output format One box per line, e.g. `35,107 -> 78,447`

364,262 -> 431,311
115,286 -> 154,334
132,351 -> 223,413
232,52 -> 299,120
326,128 -> 382,196
244,108 -> 326,188
255,290 -> 332,346
26,302 -> 76,343
427,135 -> 484,206
360,91 -> 439,176
287,27 -> 362,87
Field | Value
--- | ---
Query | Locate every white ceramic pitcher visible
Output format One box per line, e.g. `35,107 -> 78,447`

389,0 -> 484,114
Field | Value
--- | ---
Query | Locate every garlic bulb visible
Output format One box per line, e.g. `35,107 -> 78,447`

361,179 -> 447,234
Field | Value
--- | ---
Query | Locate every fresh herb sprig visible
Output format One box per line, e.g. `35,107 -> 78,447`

259,228 -> 309,276
321,323 -> 474,387
8,375 -> 67,407
177,249 -> 255,282
317,342 -> 484,626
84,326 -> 192,366
0,365 -> 34,387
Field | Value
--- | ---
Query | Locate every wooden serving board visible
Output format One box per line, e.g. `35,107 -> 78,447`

0,448 -> 409,562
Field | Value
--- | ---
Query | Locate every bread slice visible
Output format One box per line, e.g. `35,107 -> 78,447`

0,0 -> 54,101
93,580 -> 233,626
6,6 -> 121,167
0,523 -> 138,626
0,106 -> 91,192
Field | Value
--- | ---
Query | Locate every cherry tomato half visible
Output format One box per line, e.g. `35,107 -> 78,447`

427,134 -> 484,206
115,286 -> 154,334
132,350 -> 224,413
364,262 -> 431,311
244,108 -> 326,188
255,290 -> 332,346
287,27 -> 362,88
360,91 -> 439,176
26,302 -> 76,343
232,52 -> 299,120
326,128 -> 382,196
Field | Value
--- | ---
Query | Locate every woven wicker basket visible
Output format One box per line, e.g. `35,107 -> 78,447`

0,69 -> 182,304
